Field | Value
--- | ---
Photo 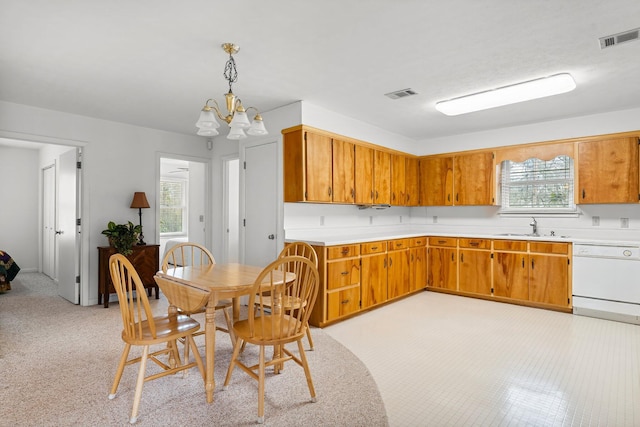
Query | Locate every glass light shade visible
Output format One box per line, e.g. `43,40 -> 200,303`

197,127 -> 219,136
227,126 -> 247,140
435,73 -> 576,116
196,109 -> 221,129
247,117 -> 268,136
229,110 -> 251,129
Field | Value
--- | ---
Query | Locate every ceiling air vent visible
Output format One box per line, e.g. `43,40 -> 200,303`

385,88 -> 418,100
599,28 -> 640,49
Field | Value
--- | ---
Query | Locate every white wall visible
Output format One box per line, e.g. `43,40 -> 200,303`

0,100 -> 210,305
0,146 -> 39,270
416,106 -> 640,155
301,103 -> 418,154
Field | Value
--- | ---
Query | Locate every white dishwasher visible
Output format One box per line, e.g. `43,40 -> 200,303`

573,243 -> 640,324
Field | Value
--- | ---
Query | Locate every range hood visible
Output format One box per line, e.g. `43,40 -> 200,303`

357,204 -> 391,210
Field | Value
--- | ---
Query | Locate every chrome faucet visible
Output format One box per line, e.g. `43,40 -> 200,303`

530,217 -> 538,236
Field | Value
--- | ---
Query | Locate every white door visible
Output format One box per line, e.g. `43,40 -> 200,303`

58,148 -> 80,304
42,165 -> 56,278
243,142 -> 278,267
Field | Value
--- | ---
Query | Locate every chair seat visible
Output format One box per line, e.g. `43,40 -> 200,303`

260,295 -> 306,310
233,316 -> 304,344
121,315 -> 201,345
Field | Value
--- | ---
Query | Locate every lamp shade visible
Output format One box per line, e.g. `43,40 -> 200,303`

130,192 -> 150,209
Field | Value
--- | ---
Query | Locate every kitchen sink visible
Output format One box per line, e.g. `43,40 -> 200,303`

494,233 -> 537,237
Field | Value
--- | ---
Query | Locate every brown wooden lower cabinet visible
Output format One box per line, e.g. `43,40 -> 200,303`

310,236 -> 571,327
98,245 -> 160,308
427,237 -> 572,311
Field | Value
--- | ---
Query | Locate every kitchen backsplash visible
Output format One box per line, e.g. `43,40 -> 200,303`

284,202 -> 640,241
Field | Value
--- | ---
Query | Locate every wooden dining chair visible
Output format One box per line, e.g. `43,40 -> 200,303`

278,242 -> 318,350
108,254 -> 205,424
247,242 -> 318,352
223,255 -> 320,424
161,242 -> 234,348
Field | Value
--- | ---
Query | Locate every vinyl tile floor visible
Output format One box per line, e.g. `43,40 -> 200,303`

323,291 -> 640,427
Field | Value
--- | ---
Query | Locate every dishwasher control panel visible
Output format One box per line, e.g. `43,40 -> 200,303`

573,244 -> 640,259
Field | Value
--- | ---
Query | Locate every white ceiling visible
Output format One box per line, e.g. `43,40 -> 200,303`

1,1 -> 639,145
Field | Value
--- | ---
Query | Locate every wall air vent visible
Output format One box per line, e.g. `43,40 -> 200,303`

385,88 -> 418,99
599,28 -> 640,49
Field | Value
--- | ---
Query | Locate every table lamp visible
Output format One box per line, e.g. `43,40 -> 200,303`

130,192 -> 150,245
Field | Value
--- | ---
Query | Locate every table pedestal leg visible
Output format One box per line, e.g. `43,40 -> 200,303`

205,295 -> 218,403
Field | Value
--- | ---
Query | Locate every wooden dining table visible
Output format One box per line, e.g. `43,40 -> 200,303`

155,262 -> 293,403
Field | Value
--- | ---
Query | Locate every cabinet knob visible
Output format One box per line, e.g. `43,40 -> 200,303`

341,271 -> 349,276
341,299 -> 350,305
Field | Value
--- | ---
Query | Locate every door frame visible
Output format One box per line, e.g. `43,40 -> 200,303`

0,130 -> 88,303
155,152 -> 213,251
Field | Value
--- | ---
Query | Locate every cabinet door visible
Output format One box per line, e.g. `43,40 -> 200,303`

493,252 -> 529,301
361,253 -> 387,308
305,132 -> 333,202
391,154 -> 406,206
419,156 -> 453,206
327,286 -> 360,321
458,249 -> 491,295
454,151 -> 494,205
374,150 -> 391,204
427,247 -> 457,291
355,145 -> 374,204
409,246 -> 427,292
578,137 -> 639,204
332,138 -> 355,203
387,249 -> 409,298
405,157 -> 420,206
529,254 -> 569,307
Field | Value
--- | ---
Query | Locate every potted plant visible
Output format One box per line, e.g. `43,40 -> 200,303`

101,221 -> 142,256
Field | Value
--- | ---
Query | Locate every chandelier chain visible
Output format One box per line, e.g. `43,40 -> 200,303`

223,54 -> 238,93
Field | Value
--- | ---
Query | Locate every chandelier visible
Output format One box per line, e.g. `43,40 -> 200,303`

195,43 -> 268,140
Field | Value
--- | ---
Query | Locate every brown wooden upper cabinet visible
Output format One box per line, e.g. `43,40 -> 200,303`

419,156 -> 453,206
390,154 -> 406,206
332,138 -> 355,204
374,150 -> 391,204
354,144 -> 374,204
284,128 -> 332,202
283,128 -> 356,203
577,136 -> 639,204
453,151 -> 495,205
405,157 -> 420,206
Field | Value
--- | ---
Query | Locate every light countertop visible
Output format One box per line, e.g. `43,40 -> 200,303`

285,226 -> 640,247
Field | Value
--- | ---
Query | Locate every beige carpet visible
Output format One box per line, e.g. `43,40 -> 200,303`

0,273 -> 388,426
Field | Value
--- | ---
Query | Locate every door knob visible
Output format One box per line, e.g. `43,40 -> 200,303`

268,234 -> 275,240
55,230 -> 64,235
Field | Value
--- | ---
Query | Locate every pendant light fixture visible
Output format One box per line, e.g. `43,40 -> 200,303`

195,43 -> 268,139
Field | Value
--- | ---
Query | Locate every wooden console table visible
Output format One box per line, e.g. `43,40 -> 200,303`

98,245 -> 160,307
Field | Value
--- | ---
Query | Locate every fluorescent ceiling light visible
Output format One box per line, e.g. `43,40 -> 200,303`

435,73 -> 576,116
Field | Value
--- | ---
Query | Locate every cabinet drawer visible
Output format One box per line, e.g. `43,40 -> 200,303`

327,244 -> 360,259
409,237 -> 427,247
327,259 -> 360,289
327,286 -> 360,321
428,237 -> 457,247
493,240 -> 528,251
458,238 -> 490,249
361,241 -> 386,255
388,238 -> 410,251
530,242 -> 569,255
